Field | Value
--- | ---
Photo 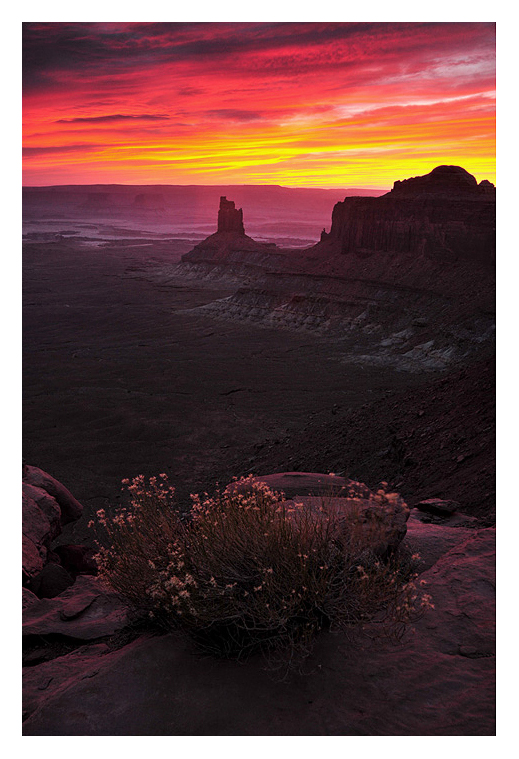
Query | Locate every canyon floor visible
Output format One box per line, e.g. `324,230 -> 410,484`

22,232 -> 496,736
23,235 -> 494,539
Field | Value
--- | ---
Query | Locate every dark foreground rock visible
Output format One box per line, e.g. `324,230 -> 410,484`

21,471 -> 494,735
22,465 -> 87,596
404,508 -> 477,571
23,465 -> 83,525
229,472 -> 409,557
23,576 -> 131,641
53,544 -> 98,577
27,562 -> 75,599
414,498 -> 460,516
22,527 -> 495,735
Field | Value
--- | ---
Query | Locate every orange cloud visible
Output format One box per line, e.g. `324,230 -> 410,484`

23,22 -> 496,187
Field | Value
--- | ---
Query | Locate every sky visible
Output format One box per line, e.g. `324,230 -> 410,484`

22,21 -> 496,188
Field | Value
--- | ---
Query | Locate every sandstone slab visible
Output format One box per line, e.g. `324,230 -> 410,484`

415,528 -> 495,657
23,576 -> 131,641
404,509 -> 475,571
229,472 -> 409,556
23,642 -> 113,724
22,528 -> 495,735
228,471 -> 350,499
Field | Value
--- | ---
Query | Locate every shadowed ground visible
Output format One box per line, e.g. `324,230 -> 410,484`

23,238 -> 428,545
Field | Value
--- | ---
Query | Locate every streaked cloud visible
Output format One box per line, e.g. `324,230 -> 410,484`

22,22 -> 495,187
23,144 -> 108,156
56,114 -> 170,124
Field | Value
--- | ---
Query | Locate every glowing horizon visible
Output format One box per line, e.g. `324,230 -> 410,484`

22,22 -> 496,189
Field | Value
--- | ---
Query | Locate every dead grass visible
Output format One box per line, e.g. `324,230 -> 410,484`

92,474 -> 432,673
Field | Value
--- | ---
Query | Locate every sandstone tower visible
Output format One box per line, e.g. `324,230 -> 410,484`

217,196 -> 245,235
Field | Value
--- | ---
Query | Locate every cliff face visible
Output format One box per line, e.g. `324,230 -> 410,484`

319,166 -> 495,264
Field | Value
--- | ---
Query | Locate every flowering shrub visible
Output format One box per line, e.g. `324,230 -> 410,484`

93,474 -> 433,671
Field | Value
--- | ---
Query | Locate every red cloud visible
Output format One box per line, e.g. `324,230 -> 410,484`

23,22 -> 495,187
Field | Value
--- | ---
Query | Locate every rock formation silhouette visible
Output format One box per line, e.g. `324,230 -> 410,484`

181,195 -> 280,266
177,166 -> 495,372
217,196 -> 245,234
182,166 -> 495,270
316,165 -> 495,264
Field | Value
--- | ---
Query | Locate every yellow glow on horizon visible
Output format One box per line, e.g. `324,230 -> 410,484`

23,23 -> 495,188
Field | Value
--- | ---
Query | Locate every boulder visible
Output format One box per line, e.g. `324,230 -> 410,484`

227,472 -> 409,557
23,465 -> 83,525
22,483 -> 62,541
414,497 -> 460,516
23,575 -> 131,641
22,587 -> 40,610
28,562 -> 75,599
283,493 -> 409,557
22,489 -> 53,572
227,471 -> 350,500
23,534 -> 45,582
22,466 -> 85,587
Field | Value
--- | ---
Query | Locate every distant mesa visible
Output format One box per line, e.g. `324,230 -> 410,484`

317,165 -> 496,265
390,165 -> 495,198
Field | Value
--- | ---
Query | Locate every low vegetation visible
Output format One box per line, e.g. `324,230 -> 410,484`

92,474 -> 432,673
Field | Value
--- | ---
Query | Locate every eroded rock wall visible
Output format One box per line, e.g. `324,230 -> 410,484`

320,166 -> 495,264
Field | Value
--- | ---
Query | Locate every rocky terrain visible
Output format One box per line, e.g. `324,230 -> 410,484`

177,167 -> 495,373
22,164 -> 495,734
233,356 -> 495,525
320,164 -> 495,264
22,468 -> 495,735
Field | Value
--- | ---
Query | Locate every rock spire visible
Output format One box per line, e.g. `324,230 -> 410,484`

217,196 -> 245,235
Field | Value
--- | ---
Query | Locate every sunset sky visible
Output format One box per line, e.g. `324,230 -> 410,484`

22,22 -> 496,188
